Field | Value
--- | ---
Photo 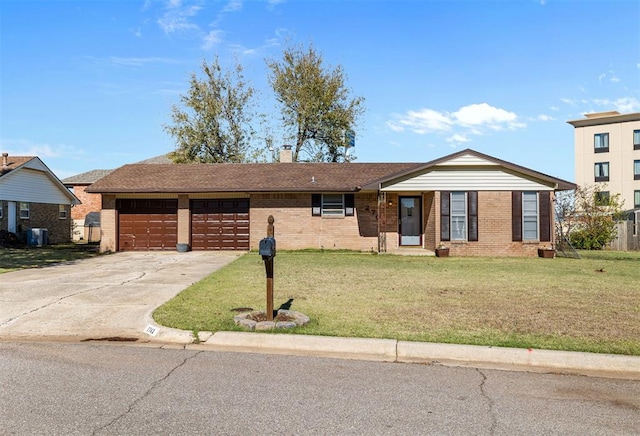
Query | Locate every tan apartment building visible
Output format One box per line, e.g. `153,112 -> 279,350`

568,111 -> 640,247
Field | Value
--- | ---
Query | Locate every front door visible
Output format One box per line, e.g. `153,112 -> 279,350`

399,196 -> 421,246
7,201 -> 16,233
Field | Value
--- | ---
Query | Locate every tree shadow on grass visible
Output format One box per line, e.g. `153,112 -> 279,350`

0,244 -> 100,272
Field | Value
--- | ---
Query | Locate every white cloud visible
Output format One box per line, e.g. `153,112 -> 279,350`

446,134 -> 470,144
387,103 -> 525,144
221,0 -> 242,13
593,97 -> 640,113
0,139 -> 81,159
202,30 -> 223,50
536,114 -> 554,121
157,1 -> 202,34
387,109 -> 452,134
107,56 -> 180,67
452,103 -> 519,130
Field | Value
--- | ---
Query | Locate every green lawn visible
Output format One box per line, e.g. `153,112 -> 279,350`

0,243 -> 100,273
154,250 -> 640,356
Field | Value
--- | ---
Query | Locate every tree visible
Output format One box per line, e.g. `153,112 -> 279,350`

555,185 -> 626,250
164,57 -> 256,163
266,44 -> 364,162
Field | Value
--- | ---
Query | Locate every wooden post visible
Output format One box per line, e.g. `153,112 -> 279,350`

265,215 -> 274,321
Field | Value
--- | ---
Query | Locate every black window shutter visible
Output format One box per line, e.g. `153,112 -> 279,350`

441,191 -> 450,241
345,194 -> 355,216
539,191 -> 551,242
512,191 -> 522,241
468,191 -> 478,241
312,194 -> 321,216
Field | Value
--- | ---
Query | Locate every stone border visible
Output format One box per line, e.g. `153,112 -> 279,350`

234,310 -> 310,331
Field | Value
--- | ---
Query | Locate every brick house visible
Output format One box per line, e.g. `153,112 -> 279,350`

0,152 -> 80,244
86,148 -> 576,256
63,169 -> 113,242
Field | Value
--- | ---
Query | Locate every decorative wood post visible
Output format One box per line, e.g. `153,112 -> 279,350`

265,216 -> 275,321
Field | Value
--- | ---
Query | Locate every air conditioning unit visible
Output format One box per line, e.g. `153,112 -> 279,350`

27,228 -> 48,247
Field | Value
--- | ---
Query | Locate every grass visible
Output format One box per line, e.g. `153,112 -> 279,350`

154,250 -> 640,356
0,243 -> 101,273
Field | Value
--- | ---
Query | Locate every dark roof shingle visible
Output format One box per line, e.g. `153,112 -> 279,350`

86,162 -> 422,193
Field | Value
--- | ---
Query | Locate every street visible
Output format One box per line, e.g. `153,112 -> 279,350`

1,342 -> 639,435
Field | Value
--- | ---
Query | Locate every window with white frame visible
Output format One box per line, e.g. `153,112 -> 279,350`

19,202 -> 29,219
312,194 -> 355,217
59,204 -> 67,219
594,162 -> 609,182
321,194 -> 345,216
594,133 -> 609,153
634,130 -> 640,150
450,192 -> 467,240
522,192 -> 538,240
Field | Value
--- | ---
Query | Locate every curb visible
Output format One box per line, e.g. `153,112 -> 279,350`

199,332 -> 640,380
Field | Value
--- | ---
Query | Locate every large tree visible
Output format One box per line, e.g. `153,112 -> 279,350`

267,44 -> 364,162
164,57 -> 256,163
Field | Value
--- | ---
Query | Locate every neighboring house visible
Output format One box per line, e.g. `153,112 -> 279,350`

63,169 -> 113,242
568,111 -> 640,249
0,152 -> 80,244
86,148 -> 575,257
62,154 -> 173,242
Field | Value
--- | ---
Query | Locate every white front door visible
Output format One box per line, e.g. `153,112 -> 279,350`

7,201 -> 16,233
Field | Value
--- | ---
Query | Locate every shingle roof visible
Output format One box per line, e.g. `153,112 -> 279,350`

135,154 -> 174,164
86,162 -> 423,193
62,169 -> 114,185
0,156 -> 35,176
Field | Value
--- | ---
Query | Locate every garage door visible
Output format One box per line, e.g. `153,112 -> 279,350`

117,199 -> 178,251
191,199 -> 249,250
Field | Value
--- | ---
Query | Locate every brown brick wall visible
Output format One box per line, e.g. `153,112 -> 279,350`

437,191 -> 546,257
14,203 -> 72,244
69,185 -> 102,220
177,194 -> 190,245
99,195 -> 117,252
250,193 -> 379,252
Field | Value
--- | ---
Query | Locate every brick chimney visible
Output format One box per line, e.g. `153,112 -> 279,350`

280,145 -> 293,163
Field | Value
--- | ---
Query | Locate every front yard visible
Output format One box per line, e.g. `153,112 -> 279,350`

154,250 -> 640,356
0,243 -> 100,273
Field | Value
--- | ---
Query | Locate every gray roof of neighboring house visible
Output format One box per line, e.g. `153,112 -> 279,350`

62,154 -> 174,185
62,169 -> 114,185
135,154 -> 174,164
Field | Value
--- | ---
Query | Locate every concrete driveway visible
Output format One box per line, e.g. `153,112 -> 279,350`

0,251 -> 241,343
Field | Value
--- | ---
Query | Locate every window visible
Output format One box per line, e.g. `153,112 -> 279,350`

59,204 -> 67,219
19,202 -> 29,219
440,191 -> 478,242
0,200 -> 3,219
595,191 -> 610,206
450,192 -> 467,240
594,162 -> 609,182
635,190 -> 640,208
634,130 -> 640,150
635,160 -> 640,180
594,133 -> 609,153
312,194 -> 354,217
522,192 -> 538,240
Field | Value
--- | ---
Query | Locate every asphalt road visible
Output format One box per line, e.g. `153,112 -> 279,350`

1,342 -> 639,435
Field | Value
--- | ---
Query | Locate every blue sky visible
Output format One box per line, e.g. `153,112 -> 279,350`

1,0 -> 639,181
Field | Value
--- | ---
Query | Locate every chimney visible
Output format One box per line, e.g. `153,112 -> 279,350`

280,145 -> 293,163
2,153 -> 8,171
